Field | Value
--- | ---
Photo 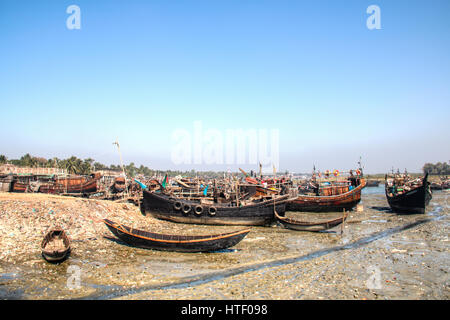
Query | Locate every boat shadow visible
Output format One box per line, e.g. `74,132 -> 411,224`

103,235 -> 133,248
41,252 -> 71,264
368,206 -> 393,213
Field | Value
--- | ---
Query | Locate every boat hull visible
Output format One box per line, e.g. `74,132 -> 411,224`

275,211 -> 347,232
143,190 -> 287,226
39,178 -> 98,194
287,179 -> 366,212
41,230 -> 71,263
386,181 -> 432,214
103,219 -> 250,252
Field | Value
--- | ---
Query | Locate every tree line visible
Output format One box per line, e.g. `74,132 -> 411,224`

0,153 -> 234,178
423,162 -> 450,175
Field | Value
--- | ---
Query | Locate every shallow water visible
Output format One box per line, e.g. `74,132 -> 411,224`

362,185 -> 385,195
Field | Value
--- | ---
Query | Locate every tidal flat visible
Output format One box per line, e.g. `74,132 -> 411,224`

0,188 -> 448,300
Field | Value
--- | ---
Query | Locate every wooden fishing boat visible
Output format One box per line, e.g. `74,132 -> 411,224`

274,210 -> 348,232
11,180 -> 28,192
0,175 -> 13,192
366,179 -> 380,187
385,173 -> 432,214
287,178 -> 366,212
430,178 -> 450,191
39,174 -> 100,194
113,177 -> 126,192
142,190 -> 289,226
103,219 -> 250,252
41,229 -> 71,263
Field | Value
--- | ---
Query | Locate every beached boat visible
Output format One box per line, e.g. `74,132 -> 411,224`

385,173 -> 432,214
38,174 -> 100,194
103,219 -> 250,252
239,168 -> 290,197
41,229 -> 71,263
287,178 -> 366,212
113,177 -> 126,192
9,174 -> 40,192
430,178 -> 449,191
274,210 -> 348,232
142,190 -> 289,226
366,179 -> 380,187
0,175 -> 13,192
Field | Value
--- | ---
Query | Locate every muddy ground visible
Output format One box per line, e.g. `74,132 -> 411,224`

0,187 -> 448,300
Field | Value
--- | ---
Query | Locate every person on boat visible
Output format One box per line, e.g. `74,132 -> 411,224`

348,170 -> 359,188
307,174 -> 319,195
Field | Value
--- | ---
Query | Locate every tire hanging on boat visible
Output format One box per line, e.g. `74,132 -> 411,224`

173,201 -> 182,211
194,205 -> 203,215
182,204 -> 191,214
208,206 -> 217,216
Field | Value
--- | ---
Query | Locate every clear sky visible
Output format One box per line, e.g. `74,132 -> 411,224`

1,0 -> 449,173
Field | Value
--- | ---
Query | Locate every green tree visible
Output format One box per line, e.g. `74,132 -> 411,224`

20,153 -> 33,167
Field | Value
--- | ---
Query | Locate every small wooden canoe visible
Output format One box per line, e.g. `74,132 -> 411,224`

274,210 -> 348,232
41,229 -> 71,263
103,219 -> 251,252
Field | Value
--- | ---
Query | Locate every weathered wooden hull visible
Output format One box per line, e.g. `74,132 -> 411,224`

114,177 -> 126,192
103,219 -> 250,252
9,175 -> 99,194
386,176 -> 432,214
11,181 -> 28,192
39,178 -> 98,194
41,230 -> 71,263
143,190 -> 288,226
430,182 -> 449,191
0,175 -> 13,192
287,179 -> 366,212
275,211 -> 347,232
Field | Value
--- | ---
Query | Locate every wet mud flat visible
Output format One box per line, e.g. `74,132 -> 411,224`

0,189 -> 448,300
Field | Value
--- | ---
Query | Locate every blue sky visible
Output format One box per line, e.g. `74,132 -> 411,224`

1,0 -> 449,173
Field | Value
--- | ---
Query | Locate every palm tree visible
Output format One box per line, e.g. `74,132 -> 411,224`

64,156 -> 82,174
82,158 -> 95,174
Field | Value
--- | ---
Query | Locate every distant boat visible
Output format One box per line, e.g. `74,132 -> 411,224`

385,173 -> 432,214
38,174 -> 100,194
287,178 -> 366,212
41,229 -> 71,263
113,177 -> 126,192
430,177 -> 449,191
142,190 -> 289,226
366,179 -> 380,187
103,219 -> 250,252
9,173 -> 101,194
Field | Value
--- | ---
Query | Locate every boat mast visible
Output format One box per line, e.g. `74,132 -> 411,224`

113,139 -> 129,198
357,156 -> 364,176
